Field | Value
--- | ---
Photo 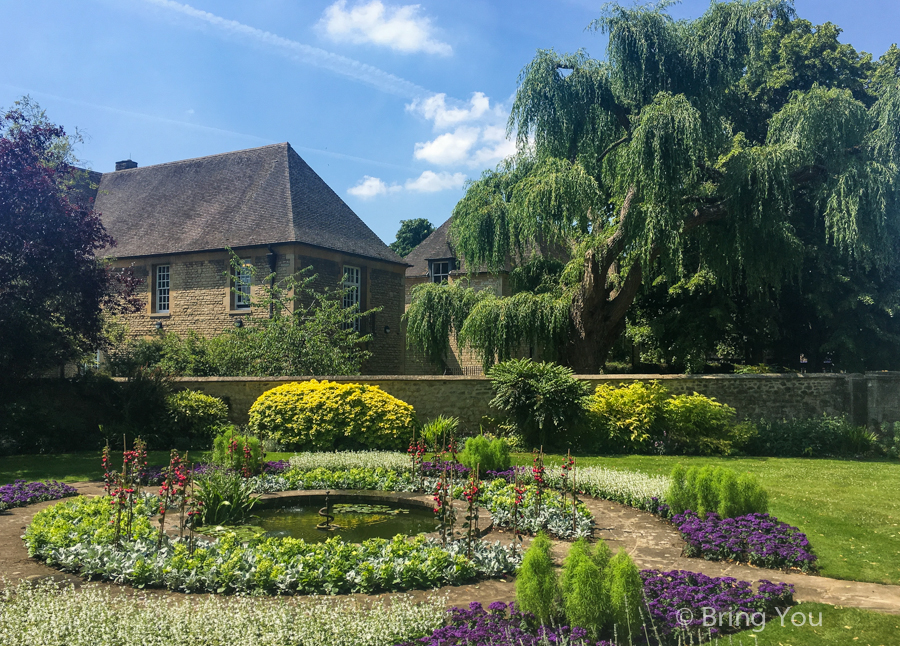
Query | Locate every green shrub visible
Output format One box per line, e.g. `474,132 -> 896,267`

585,381 -> 668,453
488,359 -> 590,451
746,414 -> 874,457
166,390 -> 228,446
248,380 -> 416,451
211,430 -> 264,474
663,393 -> 737,455
560,538 -> 609,637
876,422 -> 900,458
602,550 -> 643,638
515,531 -> 558,625
193,469 -> 259,526
421,415 -> 459,449
586,382 -> 756,456
666,464 -> 768,518
458,435 -> 511,473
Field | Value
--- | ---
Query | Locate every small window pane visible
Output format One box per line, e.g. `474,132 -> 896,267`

156,265 -> 170,313
431,261 -> 450,284
343,266 -> 360,331
235,263 -> 252,309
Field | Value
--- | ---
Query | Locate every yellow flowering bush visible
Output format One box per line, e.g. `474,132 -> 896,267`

248,380 -> 417,451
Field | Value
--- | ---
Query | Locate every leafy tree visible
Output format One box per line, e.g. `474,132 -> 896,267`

389,218 -> 434,257
627,15 -> 900,373
406,2 -> 900,372
0,97 -> 138,379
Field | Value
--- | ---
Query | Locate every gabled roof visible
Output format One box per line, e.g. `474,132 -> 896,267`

95,143 -> 404,264
405,217 -> 456,277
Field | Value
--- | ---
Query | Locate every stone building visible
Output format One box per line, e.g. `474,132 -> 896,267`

403,217 -> 511,375
94,142 -> 408,375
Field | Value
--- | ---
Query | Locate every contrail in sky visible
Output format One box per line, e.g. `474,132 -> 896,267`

141,0 -> 433,100
1,84 -> 419,172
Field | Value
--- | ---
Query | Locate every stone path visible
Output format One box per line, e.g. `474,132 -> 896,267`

3,482 -> 900,615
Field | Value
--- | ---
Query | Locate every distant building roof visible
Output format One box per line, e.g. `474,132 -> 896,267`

405,216 -> 524,278
94,142 -> 404,264
405,217 -> 457,277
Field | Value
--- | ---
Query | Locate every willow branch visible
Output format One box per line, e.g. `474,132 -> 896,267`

597,135 -> 630,163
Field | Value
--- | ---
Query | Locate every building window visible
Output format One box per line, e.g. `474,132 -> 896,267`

343,265 -> 360,331
155,265 -> 170,313
431,260 -> 451,284
234,262 -> 252,309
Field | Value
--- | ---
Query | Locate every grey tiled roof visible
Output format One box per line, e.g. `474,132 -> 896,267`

405,216 -> 516,277
95,143 -> 404,264
405,217 -> 456,277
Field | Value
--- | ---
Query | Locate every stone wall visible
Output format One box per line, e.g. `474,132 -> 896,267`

171,371 -> 900,432
109,243 -> 406,375
403,272 -> 508,376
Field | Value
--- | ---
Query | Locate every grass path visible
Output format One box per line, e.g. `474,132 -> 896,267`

511,454 -> 900,586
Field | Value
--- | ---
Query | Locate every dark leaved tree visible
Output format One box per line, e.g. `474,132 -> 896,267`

0,98 -> 139,379
389,218 -> 434,258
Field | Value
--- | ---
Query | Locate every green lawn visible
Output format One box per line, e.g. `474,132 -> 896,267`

0,451 -> 174,483
751,602 -> 900,645
511,454 -> 900,586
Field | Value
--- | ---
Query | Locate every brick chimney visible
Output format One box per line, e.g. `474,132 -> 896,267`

115,159 -> 138,171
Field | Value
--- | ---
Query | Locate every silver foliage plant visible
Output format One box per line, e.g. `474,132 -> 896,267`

0,580 -> 447,646
288,451 -> 410,472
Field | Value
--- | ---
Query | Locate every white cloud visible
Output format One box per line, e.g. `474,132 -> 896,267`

320,0 -> 451,55
348,171 -> 466,198
404,170 -> 466,192
407,92 -> 494,129
469,137 -> 517,167
347,175 -> 400,198
413,124 -> 516,168
413,126 -> 480,165
406,91 -> 517,168
141,0 -> 431,99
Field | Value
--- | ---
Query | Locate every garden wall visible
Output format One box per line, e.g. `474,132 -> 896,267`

172,372 -> 900,432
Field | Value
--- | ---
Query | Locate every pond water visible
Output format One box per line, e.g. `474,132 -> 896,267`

255,502 -> 438,543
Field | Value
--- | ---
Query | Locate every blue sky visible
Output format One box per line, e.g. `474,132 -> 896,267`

2,0 -> 898,247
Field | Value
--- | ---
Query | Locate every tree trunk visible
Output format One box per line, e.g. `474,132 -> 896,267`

565,250 -> 643,372
564,187 -> 644,372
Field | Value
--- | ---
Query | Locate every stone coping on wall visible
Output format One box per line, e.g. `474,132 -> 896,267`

134,371 -> 900,430
115,372 -> 900,383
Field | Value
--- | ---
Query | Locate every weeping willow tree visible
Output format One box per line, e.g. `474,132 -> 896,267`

406,0 -> 900,372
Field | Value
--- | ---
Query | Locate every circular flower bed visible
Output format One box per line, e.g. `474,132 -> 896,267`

25,495 -> 520,595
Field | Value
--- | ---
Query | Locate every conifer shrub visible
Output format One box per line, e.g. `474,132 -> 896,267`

560,538 -> 609,637
515,531 -> 558,625
248,380 -> 416,451
666,464 -> 768,518
592,536 -> 613,572
602,550 -> 643,638
458,435 -> 511,473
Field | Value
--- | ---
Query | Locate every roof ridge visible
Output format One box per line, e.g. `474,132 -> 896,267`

101,142 -> 288,174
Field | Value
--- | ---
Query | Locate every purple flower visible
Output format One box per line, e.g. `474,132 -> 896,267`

671,511 -> 818,572
0,479 -> 77,509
